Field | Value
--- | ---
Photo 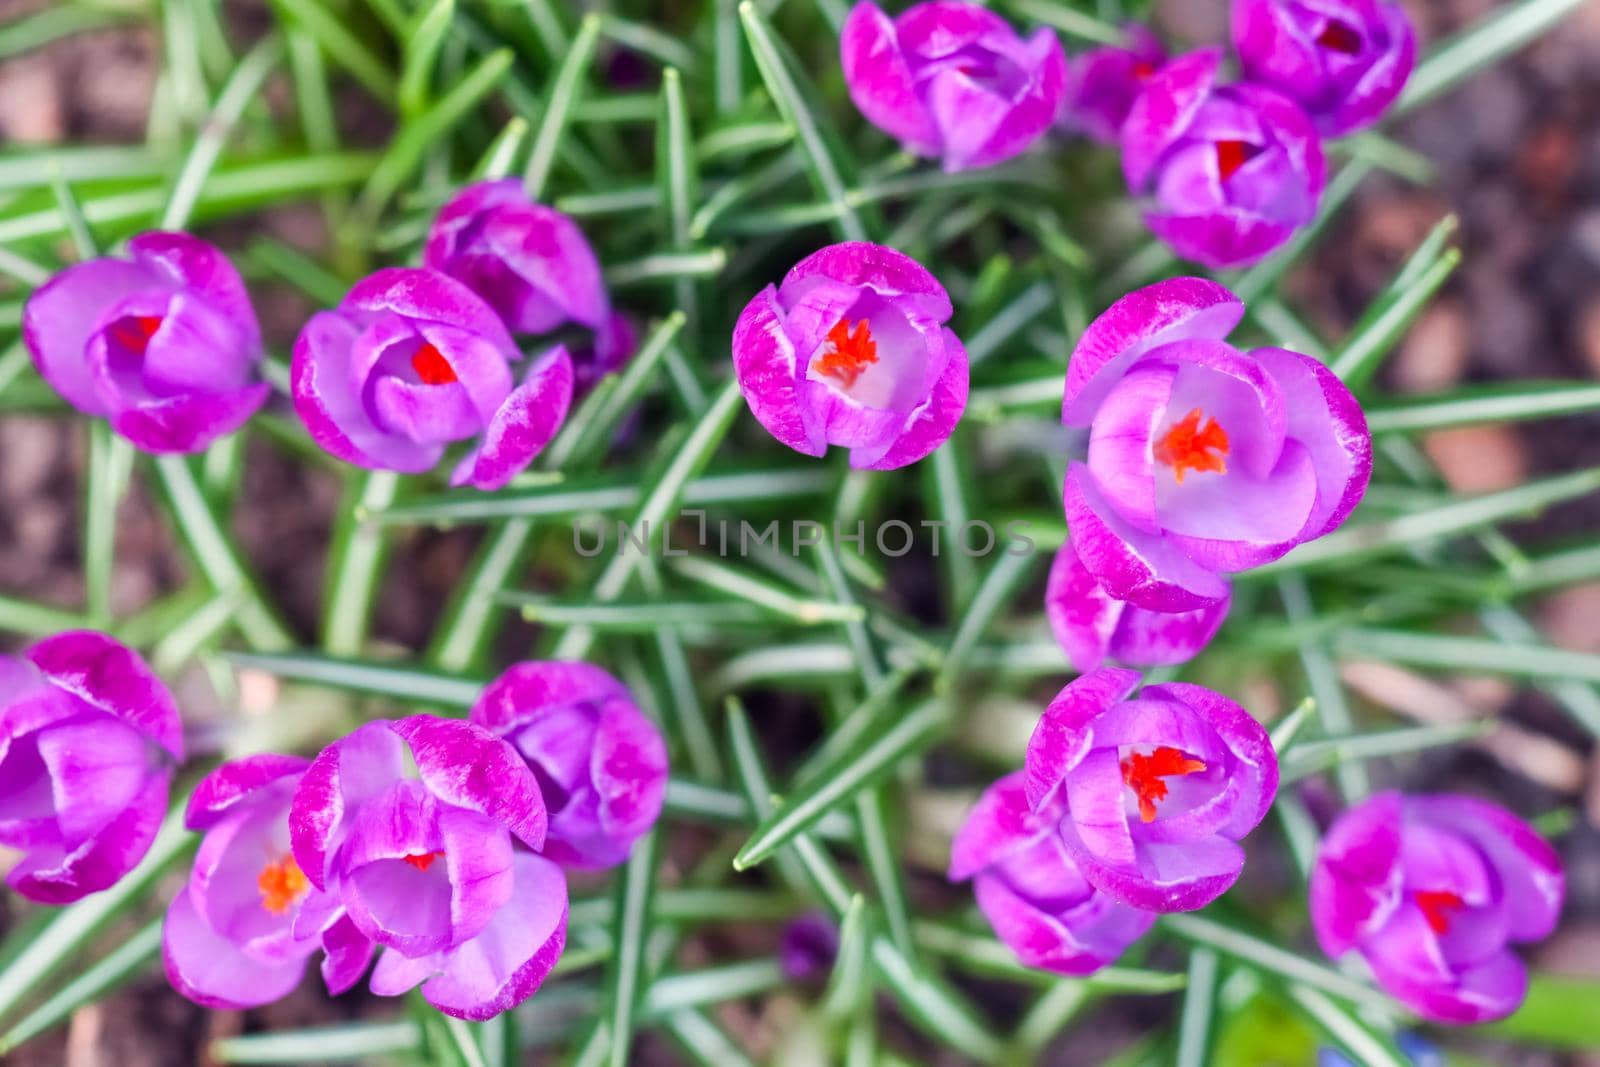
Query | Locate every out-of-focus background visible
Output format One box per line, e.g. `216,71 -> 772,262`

1,0 -> 1599,1063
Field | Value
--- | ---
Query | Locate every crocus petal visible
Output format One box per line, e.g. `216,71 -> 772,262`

1144,209 -> 1300,269
1121,48 -> 1222,191
1063,276 -> 1244,423
8,771 -> 169,904
1405,794 -> 1564,942
391,716 -> 548,852
784,242 -> 951,311
320,914 -> 377,995
840,2 -> 944,156
973,869 -> 1153,975
1309,791 -> 1405,956
341,268 -> 518,363
22,258 -> 166,415
418,852 -> 569,1020
851,328 -> 969,470
942,28 -> 1068,171
590,702 -> 669,843
35,716 -> 156,842
950,770 -> 1054,881
163,889 -> 311,1010
291,721 -> 409,889
733,286 -> 825,457
450,346 -> 575,490
129,231 -> 261,353
1362,906 -> 1529,1024
1023,667 -> 1143,810
1253,346 -> 1372,542
1141,682 -> 1277,839
112,382 -> 271,454
1044,539 -> 1124,673
27,630 -> 184,759
1329,5 -> 1416,135
1105,588 -> 1230,670
469,661 -> 631,735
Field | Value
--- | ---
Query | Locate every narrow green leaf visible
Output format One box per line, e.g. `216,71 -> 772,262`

600,13 -> 697,69
0,5 -> 136,59
211,1021 -> 421,1063
641,959 -> 788,1017
48,166 -> 97,260
822,895 -> 872,1020
524,13 -> 602,199
663,1009 -> 756,1067
0,918 -> 160,1053
271,0 -> 396,100
224,650 -> 484,707
1333,628 -> 1600,685
1279,577 -> 1366,800
938,548 -> 1039,692
398,0 -> 456,116
84,423 -> 132,627
0,595 -> 88,639
1330,246 -> 1461,389
1281,721 -> 1491,784
1287,984 -> 1409,1067
605,247 -> 727,287
1174,948 -> 1220,1067
1397,0 -> 1588,115
1365,381 -> 1600,434
1001,0 -> 1126,45
322,471 -> 400,656
1162,915 -> 1392,1011
657,67 -> 700,333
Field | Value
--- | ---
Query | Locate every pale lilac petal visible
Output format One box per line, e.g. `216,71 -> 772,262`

1145,209 -> 1299,269
27,630 -> 183,759
391,715 -> 548,852
1023,667 -> 1142,810
1085,360 -> 1174,531
34,716 -> 154,842
320,914 -> 377,995
733,286 -> 824,457
1142,682 -> 1277,839
1106,588 -> 1230,669
840,2 -> 942,156
163,889 -> 310,1010
851,328 -> 968,470
1044,540 -> 1124,673
973,870 -> 1152,975
291,721 -> 409,889
341,268 -> 518,362
1363,906 -> 1528,1024
1253,346 -> 1372,541
451,346 -> 574,491
1406,795 -> 1564,942
23,258 -> 166,415
784,242 -> 951,310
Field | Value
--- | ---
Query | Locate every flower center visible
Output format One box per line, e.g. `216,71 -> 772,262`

109,315 -> 164,356
1315,18 -> 1362,55
1414,888 -> 1465,934
812,318 -> 879,389
1120,746 -> 1207,823
1154,408 -> 1230,483
411,343 -> 457,386
402,850 -> 444,871
1213,140 -> 1263,182
257,854 -> 310,915
1132,60 -> 1156,79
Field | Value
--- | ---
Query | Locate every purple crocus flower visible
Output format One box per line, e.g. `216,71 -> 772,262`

289,715 -> 567,1020
951,770 -> 1155,973
1024,668 -> 1277,912
291,267 -> 574,490
1062,277 -> 1371,612
424,179 -> 609,338
22,232 -> 269,453
1310,791 -> 1563,1024
1233,0 -> 1417,136
1058,24 -> 1168,144
1046,539 -> 1230,672
470,661 -> 668,870
163,755 -> 374,1009
1122,49 -> 1325,268
732,242 -> 968,470
840,0 -> 1068,172
0,631 -> 183,904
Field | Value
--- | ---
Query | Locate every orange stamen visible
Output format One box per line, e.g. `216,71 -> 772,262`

1154,408 -> 1230,484
1214,139 -> 1261,182
109,315 -> 164,356
812,319 -> 879,388
411,343 -> 457,386
257,854 -> 310,915
1414,889 -> 1464,935
1315,19 -> 1362,55
1120,746 -> 1207,823
402,851 -> 444,872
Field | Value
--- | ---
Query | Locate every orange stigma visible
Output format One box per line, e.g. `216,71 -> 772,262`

109,315 -> 164,355
1155,408 -> 1230,484
1414,889 -> 1465,934
411,343 -> 457,385
1213,139 -> 1261,182
1121,746 -> 1207,823
401,851 -> 444,872
1132,60 -> 1156,79
1315,19 -> 1362,55
257,855 -> 310,915
812,319 -> 879,388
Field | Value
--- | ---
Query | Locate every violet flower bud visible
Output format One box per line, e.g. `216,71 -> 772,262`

1058,24 -> 1168,144
0,631 -> 183,904
951,770 -> 1155,974
841,0 -> 1068,172
469,661 -> 668,871
288,716 -> 567,1020
291,267 -> 574,490
1122,49 -> 1326,268
1024,668 -> 1278,912
163,755 -> 373,1009
1045,538 -> 1230,672
1233,0 -> 1417,136
732,241 -> 969,470
1310,791 -> 1563,1024
22,233 -> 269,453
1062,277 -> 1371,612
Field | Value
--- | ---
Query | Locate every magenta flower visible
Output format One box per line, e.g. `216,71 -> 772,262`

1024,668 -> 1277,912
732,242 -> 968,470
424,179 -> 609,337
1310,792 -> 1564,1024
1057,24 -> 1168,144
1233,0 -> 1417,136
951,771 -> 1155,973
291,267 -> 574,490
1122,49 -> 1325,268
289,715 -> 567,1020
22,232 -> 269,453
1046,539 -> 1230,672
0,631 -> 183,903
1062,277 -> 1370,612
840,0 -> 1068,171
163,755 -> 373,1009
469,661 -> 668,871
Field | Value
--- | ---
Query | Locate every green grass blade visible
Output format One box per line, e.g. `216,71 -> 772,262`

322,470 -> 400,656
0,918 -> 161,1053
398,0 -> 456,116
1162,915 -> 1393,1012
1330,244 -> 1460,389
211,1021 -> 422,1063
271,0 -> 396,100
225,650 -> 484,707
524,13 -> 602,199
1396,0 -> 1589,115
1332,628 -> 1600,685
1287,984 -> 1409,1067
1365,381 -> 1600,434
1279,721 -> 1491,784
1174,947 -> 1220,1067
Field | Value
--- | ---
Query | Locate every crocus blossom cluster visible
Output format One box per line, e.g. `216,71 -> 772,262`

841,0 -> 1068,172
1062,277 -> 1371,611
22,233 -> 269,452
953,669 -> 1278,974
1310,791 -> 1564,1024
152,662 -> 667,1018
733,241 -> 969,470
0,632 -> 183,904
